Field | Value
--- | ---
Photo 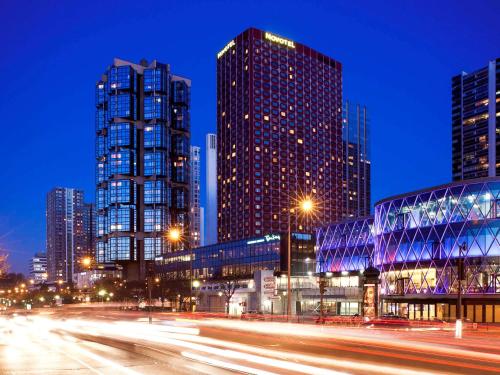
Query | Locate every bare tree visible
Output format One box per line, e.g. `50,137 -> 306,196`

0,253 -> 9,279
220,279 -> 238,316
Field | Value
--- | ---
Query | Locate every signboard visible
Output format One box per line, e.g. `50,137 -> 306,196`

217,40 -> 235,59
264,32 -> 295,49
363,284 -> 376,318
259,270 -> 276,299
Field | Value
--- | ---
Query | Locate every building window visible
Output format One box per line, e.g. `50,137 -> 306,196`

144,180 -> 168,204
144,124 -> 167,148
109,180 -> 131,204
109,123 -> 132,147
144,208 -> 168,232
110,151 -> 132,175
144,95 -> 168,120
144,151 -> 167,176
108,237 -> 131,261
108,207 -> 132,232
144,237 -> 165,260
109,93 -> 134,118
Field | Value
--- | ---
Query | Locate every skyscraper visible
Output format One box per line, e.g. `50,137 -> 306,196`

190,145 -> 201,248
452,58 -> 500,181
205,133 -> 217,245
46,187 -> 90,282
216,28 -> 342,241
29,252 -> 47,284
342,101 -> 371,218
82,202 -> 96,262
95,58 -> 190,280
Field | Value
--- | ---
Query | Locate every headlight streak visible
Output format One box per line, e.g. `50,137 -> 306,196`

181,351 -> 278,375
24,317 -> 437,375
4,316 -> 142,375
6,315 -> 500,375
180,319 -> 500,364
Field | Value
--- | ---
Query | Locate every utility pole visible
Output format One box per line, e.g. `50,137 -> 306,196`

148,276 -> 152,324
456,242 -> 466,339
319,273 -> 326,324
287,220 -> 292,321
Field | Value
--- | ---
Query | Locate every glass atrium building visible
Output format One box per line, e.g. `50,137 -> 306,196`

317,177 -> 500,322
95,58 -> 190,280
156,232 -> 315,281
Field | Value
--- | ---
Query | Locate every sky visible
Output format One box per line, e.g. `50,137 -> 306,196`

0,0 -> 499,274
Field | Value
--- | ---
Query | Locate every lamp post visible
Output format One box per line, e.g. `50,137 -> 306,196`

456,242 -> 467,339
286,197 -> 315,321
192,280 -> 200,312
166,226 -> 182,310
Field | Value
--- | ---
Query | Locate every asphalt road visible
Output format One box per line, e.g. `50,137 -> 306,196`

1,306 -> 500,374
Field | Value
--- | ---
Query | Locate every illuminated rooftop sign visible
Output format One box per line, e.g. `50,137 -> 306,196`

265,32 -> 295,48
217,40 -> 235,59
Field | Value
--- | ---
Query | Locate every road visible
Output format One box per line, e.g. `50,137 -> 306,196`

1,306 -> 500,374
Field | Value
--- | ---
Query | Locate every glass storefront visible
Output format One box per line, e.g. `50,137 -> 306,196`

383,301 -> 500,322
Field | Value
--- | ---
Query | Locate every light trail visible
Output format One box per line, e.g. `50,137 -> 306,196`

27,316 -> 442,375
181,351 -> 279,375
180,318 -> 500,365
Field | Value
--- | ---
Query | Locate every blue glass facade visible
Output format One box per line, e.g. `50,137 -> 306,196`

156,232 -> 315,280
95,59 -> 190,280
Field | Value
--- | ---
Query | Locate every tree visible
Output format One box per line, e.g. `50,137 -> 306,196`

220,279 -> 238,316
163,278 -> 191,311
0,253 -> 9,279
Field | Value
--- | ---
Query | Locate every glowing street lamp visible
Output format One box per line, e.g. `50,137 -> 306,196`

81,256 -> 92,268
167,227 -> 181,243
300,197 -> 314,214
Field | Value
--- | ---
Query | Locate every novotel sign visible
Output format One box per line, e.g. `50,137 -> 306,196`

217,40 -> 235,59
264,32 -> 295,48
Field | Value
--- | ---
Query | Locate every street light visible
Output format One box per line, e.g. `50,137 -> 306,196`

81,256 -> 92,268
167,227 -> 181,243
286,196 -> 316,321
165,226 -> 183,311
98,289 -> 107,303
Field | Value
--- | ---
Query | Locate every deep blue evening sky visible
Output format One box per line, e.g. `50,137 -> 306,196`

1,1 -> 499,273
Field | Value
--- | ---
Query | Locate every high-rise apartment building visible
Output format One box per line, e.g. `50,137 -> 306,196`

205,133 -> 217,245
190,146 -> 201,248
95,58 -> 190,280
216,28 -> 342,241
342,101 -> 371,218
82,202 -> 96,261
46,187 -> 92,283
29,252 -> 47,284
452,58 -> 500,181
